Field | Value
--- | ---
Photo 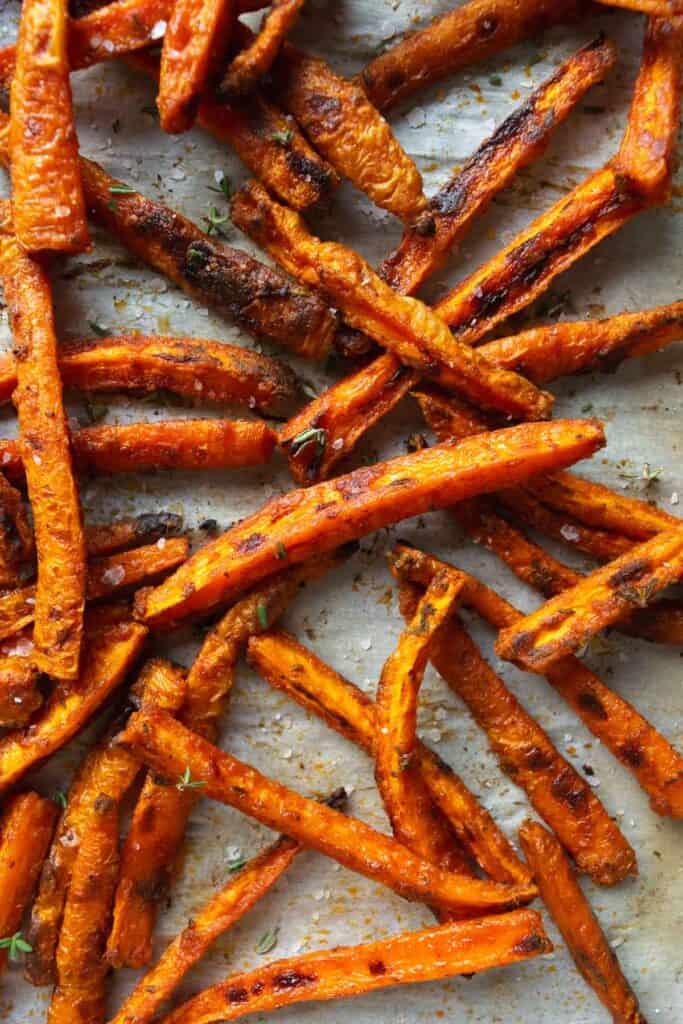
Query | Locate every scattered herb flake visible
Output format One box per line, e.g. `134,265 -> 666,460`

203,206 -> 230,238
488,74 -> 502,87
110,184 -> 136,195
255,926 -> 279,954
53,790 -> 68,809
290,427 -> 327,459
0,932 -> 32,960
271,129 -> 293,147
227,852 -> 247,873
209,171 -> 231,199
256,602 -> 269,629
176,767 -> 207,791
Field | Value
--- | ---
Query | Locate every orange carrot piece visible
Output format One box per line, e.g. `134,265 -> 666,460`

221,0 -> 304,96
0,657 -> 41,727
84,512 -> 184,558
598,0 -> 681,13
0,470 -> 33,586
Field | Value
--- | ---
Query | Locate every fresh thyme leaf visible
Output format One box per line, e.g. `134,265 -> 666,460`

208,171 -> 231,199
88,321 -> 108,337
176,767 -> 207,791
581,403 -> 593,413
109,184 -> 136,195
271,129 -> 293,146
53,790 -> 68,809
255,926 -> 279,954
227,852 -> 247,873
0,932 -> 32,960
290,427 -> 327,458
256,602 -> 268,629
203,206 -> 230,238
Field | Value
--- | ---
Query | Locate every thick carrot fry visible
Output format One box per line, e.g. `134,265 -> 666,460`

0,470 -> 33,585
158,0 -> 234,133
84,512 -> 184,558
221,0 -> 304,96
391,545 -> 683,819
615,15 -> 683,201
497,528 -> 683,672
0,619 -> 146,795
265,39 -> 426,222
360,0 -> 585,111
399,581 -> 635,886
160,910 -> 552,1024
134,419 -> 605,628
9,0 -> 89,253
109,835 -> 303,1024
0,792 -> 56,974
68,0 -> 172,67
231,181 -> 551,420
118,707 -> 538,913
0,205 -> 86,682
380,36 -> 616,295
248,629 -> 531,884
519,819 -> 646,1024
0,657 -> 41,727
481,300 -> 683,384
375,574 -> 468,879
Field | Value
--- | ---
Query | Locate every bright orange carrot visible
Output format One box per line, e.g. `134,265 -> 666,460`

220,0 -> 304,96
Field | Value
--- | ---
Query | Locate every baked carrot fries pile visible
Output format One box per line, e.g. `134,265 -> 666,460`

0,1 -> 679,1022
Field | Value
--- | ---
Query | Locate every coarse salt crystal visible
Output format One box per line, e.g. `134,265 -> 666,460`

102,565 -> 125,587
560,523 -> 580,542
150,20 -> 167,39
671,492 -> 679,505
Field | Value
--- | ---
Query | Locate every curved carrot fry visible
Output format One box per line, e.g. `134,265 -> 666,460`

84,512 -> 184,558
221,0 -> 304,96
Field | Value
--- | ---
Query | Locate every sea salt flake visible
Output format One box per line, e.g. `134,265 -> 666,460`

102,565 -> 125,587
150,20 -> 167,39
560,523 -> 580,542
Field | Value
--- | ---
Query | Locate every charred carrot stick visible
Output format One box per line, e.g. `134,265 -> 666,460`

398,579 -> 636,886
360,0 -> 586,111
9,0 -> 89,254
380,36 -> 616,295
134,419 -> 605,628
0,657 -> 40,728
118,707 -> 538,914
0,792 -> 56,974
496,528 -> 683,672
0,205 -> 86,682
159,910 -> 551,1024
519,819 -> 646,1024
391,544 -> 683,820
248,629 -> 531,884
221,0 -> 304,96
84,512 -> 184,558
231,181 -> 551,420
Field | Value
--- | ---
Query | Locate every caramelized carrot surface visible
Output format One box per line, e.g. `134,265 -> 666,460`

221,0 -> 304,96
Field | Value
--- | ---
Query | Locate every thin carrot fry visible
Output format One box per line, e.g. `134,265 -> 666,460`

158,0 -> 234,133
0,204 -> 86,682
134,419 -> 605,628
360,0 -> 586,111
519,819 -> 646,1024
496,528 -> 683,672
390,545 -> 683,819
84,512 -> 184,558
159,910 -> 552,1024
0,657 -> 41,727
118,707 -> 538,913
598,0 -> 681,13
398,580 -> 636,886
0,470 -> 33,585
248,629 -> 531,884
380,36 -> 616,295
231,181 -> 551,420
221,0 -> 304,97
9,0 -> 89,253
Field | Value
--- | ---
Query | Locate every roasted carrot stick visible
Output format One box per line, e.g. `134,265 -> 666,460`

398,580 -> 636,886
158,0 -> 234,133
159,910 -> 551,1024
496,528 -> 683,672
231,181 -> 551,420
248,629 -> 531,884
0,470 -> 33,586
598,0 -> 682,13
118,707 -> 538,913
360,0 -> 586,111
84,512 -> 184,558
221,0 -> 304,96
68,0 -> 172,67
375,573 -> 467,879
0,619 -> 146,796
519,819 -> 646,1024
0,657 -> 40,728
134,419 -> 605,628
380,36 -> 616,295
9,0 -> 89,253
391,544 -> 683,819
0,205 -> 86,682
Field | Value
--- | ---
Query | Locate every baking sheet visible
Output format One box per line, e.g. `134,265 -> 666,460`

1,1 -> 682,1021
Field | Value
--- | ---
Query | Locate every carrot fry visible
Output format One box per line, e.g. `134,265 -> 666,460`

134,419 -> 605,628
68,0 -> 173,67
398,580 -> 636,886
9,0 -> 89,253
391,544 -> 683,819
496,528 -> 683,672
0,205 -> 86,682
84,512 -> 184,558
375,573 -> 468,881
117,707 -> 538,913
159,910 -> 552,1024
480,300 -> 683,384
263,38 -> 426,222
109,835 -> 303,1024
380,36 -> 616,295
0,619 -> 146,796
519,819 -> 646,1024
598,0 -> 681,13
0,470 -> 33,585
248,629 -> 531,884
615,15 -> 683,202
0,792 -> 56,974
221,0 -> 304,97
0,657 -> 41,727
231,181 -> 551,420
360,0 -> 586,111
158,0 -> 234,133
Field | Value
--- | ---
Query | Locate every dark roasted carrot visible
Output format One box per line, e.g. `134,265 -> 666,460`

360,0 -> 586,111
519,819 -> 646,1024
0,792 -> 56,974
221,0 -> 304,96
134,419 -> 605,628
0,470 -> 32,586
0,656 -> 41,728
118,707 -> 538,914
84,512 -> 184,558
160,910 -> 552,1024
0,204 -> 86,681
